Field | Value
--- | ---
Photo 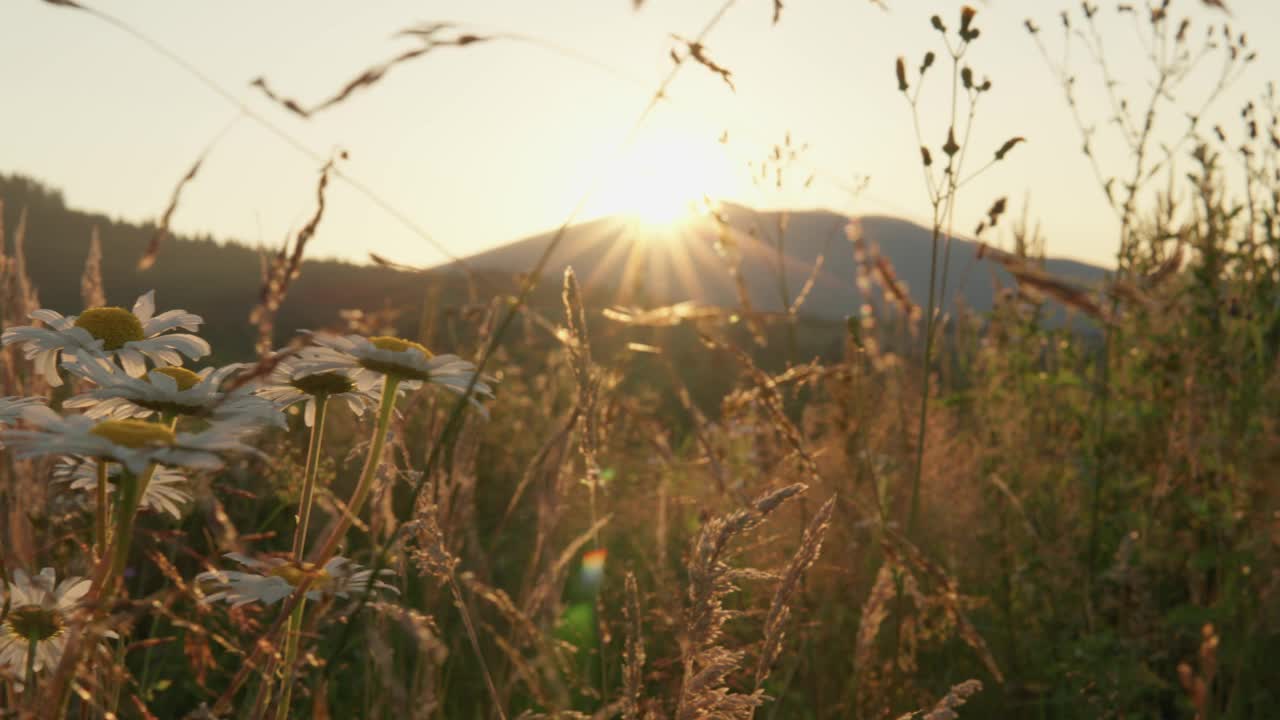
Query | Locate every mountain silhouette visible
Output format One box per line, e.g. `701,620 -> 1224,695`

455,203 -> 1108,320
1,173 -> 1107,363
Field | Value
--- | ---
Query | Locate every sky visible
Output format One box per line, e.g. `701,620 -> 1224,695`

1,0 -> 1277,270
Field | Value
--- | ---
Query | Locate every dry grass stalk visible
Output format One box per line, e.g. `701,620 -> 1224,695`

883,535 -> 1003,683
659,352 -> 730,496
895,679 -> 983,720
250,155 -> 341,356
7,207 -> 39,335
499,405 -> 580,530
602,302 -> 726,327
848,219 -> 920,322
979,243 -> 1108,322
847,223 -> 891,368
674,483 -> 806,720
872,254 -> 921,321
368,602 -> 447,664
562,268 -> 601,474
703,334 -> 823,484
788,252 -> 825,316
489,630 -> 561,711
709,209 -> 766,344
409,498 -> 461,582
1144,242 -> 1185,286
140,152 -> 204,270
461,573 -> 552,653
0,198 -> 17,396
622,573 -> 646,720
251,23 -> 489,119
669,35 -> 735,91
524,515 -> 612,620
754,495 -> 835,689
80,226 -> 106,308
854,561 -> 898,686
1,205 -> 44,570
514,711 -> 592,720
1177,623 -> 1220,720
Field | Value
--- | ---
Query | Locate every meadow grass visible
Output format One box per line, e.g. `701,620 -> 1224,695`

1,2 -> 1278,718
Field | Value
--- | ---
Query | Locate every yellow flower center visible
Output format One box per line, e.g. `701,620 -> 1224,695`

290,372 -> 356,396
362,336 -> 434,380
369,336 -> 432,357
5,604 -> 64,642
89,419 -> 176,448
267,562 -> 331,589
152,367 -> 202,391
74,307 -> 145,350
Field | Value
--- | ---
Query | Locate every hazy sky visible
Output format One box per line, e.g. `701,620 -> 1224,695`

2,0 -> 1276,269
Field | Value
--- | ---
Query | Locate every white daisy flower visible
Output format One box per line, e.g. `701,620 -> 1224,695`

195,553 -> 398,608
0,291 -> 211,386
53,459 -> 193,519
0,406 -> 260,474
0,397 -> 46,447
0,568 -> 97,674
251,354 -> 381,427
0,396 -> 45,426
62,357 -> 283,428
301,334 -> 494,416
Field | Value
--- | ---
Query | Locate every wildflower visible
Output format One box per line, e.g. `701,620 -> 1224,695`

302,334 -> 494,415
1,291 -> 210,386
0,397 -> 46,446
0,406 -> 259,474
196,553 -> 397,607
251,354 -> 381,427
62,357 -> 282,428
53,459 -> 192,519
0,568 -> 102,674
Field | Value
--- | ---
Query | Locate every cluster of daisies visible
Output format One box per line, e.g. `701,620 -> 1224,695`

0,291 -> 491,684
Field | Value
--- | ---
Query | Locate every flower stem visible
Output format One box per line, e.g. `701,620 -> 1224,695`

95,459 -> 110,561
279,381 -> 397,716
309,378 -> 399,563
24,634 -> 38,699
109,464 -> 157,584
291,394 -> 330,560
274,598 -> 308,720
273,396 -> 331,720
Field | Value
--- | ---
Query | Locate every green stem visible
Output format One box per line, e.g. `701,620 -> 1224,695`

109,465 -> 157,584
908,218 -> 944,538
24,634 -> 38,699
309,378 -> 399,563
274,598 -> 308,720
280,381 -> 397,715
272,398 -> 330,719
292,395 -> 330,560
95,459 -> 110,561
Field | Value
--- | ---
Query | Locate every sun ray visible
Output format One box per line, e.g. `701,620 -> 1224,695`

588,124 -> 738,233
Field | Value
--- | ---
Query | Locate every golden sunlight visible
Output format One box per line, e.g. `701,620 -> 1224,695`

589,126 -> 738,231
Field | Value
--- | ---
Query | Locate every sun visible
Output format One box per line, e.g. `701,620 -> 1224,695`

590,126 -> 737,231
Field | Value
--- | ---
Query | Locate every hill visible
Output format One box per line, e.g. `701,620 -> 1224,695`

459,204 -> 1108,320
0,174 -> 485,360
0,173 -> 1107,362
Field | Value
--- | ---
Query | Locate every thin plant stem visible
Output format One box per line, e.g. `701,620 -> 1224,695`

908,219 -> 943,538
270,396 -> 331,720
95,459 -> 109,561
109,464 -> 157,582
25,634 -> 38,704
292,394 -> 331,559
308,378 -> 399,564
274,598 -> 308,720
448,573 -> 508,720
